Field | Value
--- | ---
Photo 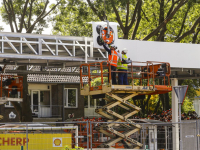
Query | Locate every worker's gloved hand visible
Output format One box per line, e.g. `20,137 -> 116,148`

121,58 -> 128,64
122,58 -> 132,64
105,40 -> 109,43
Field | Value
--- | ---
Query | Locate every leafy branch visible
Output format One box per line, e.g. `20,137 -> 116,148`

143,0 -> 188,41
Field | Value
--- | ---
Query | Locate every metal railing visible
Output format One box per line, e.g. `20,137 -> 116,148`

88,120 -> 199,150
0,121 -> 89,150
80,61 -> 171,91
0,120 -> 199,150
31,105 -> 62,118
0,32 -> 106,62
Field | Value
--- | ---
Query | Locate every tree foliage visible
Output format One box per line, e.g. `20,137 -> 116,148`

182,97 -> 195,113
51,0 -> 96,36
52,0 -> 200,43
0,0 -> 61,33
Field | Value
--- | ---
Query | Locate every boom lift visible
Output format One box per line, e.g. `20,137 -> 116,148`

80,61 -> 172,149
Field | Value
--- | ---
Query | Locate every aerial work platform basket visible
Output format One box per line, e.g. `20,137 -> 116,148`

80,61 -> 171,95
80,61 -> 172,149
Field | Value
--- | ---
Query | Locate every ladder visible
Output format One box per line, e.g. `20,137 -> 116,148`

80,61 -> 172,149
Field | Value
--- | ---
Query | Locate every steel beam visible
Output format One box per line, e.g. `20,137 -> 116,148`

3,36 -> 20,54
0,53 -> 104,61
22,37 -> 38,54
41,39 -> 55,55
97,48 -> 106,58
58,40 -> 73,56
0,32 -> 105,65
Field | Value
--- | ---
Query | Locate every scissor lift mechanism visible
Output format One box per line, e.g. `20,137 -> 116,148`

80,61 -> 172,149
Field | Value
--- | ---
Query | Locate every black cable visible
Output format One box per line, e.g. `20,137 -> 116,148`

104,0 -> 107,21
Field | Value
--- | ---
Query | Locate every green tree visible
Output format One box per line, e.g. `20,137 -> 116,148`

182,97 -> 195,114
52,0 -> 200,42
0,26 -> 3,31
0,0 -> 61,33
179,79 -> 200,98
52,0 -> 98,36
52,0 -> 143,39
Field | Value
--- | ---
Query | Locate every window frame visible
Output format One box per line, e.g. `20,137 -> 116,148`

64,88 -> 78,108
84,96 -> 105,109
40,90 -> 50,107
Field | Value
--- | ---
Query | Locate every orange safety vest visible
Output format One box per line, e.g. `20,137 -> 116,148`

108,50 -> 118,67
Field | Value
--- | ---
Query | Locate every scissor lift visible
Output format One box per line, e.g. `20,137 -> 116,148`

80,61 -> 172,149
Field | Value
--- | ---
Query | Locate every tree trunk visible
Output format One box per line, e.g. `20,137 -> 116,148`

123,27 -> 129,39
154,97 -> 161,113
143,0 -> 187,41
139,99 -> 144,117
165,93 -> 170,110
160,94 -> 165,110
158,0 -> 165,41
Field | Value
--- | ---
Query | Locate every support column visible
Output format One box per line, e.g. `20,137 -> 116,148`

90,41 -> 93,57
73,40 -> 75,56
85,37 -> 87,63
171,78 -> 179,150
38,38 -> 42,55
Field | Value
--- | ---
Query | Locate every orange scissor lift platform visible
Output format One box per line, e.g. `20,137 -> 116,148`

80,61 -> 172,149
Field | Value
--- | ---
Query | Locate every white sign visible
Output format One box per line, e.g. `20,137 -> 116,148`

75,136 -> 84,138
185,135 -> 194,138
125,86 -> 132,89
53,137 -> 62,147
173,85 -> 188,104
9,112 -> 16,119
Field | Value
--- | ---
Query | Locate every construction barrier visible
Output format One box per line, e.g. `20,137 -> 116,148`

0,133 -> 71,150
0,120 -> 200,150
0,121 -> 88,150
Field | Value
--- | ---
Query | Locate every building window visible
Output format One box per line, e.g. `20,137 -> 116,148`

90,97 -> 95,108
64,88 -> 78,108
40,91 -> 50,107
84,96 -> 88,108
84,96 -> 105,109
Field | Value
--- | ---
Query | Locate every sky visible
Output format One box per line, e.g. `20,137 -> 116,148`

0,0 -> 53,35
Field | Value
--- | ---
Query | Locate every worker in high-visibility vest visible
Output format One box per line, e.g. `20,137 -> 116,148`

103,43 -> 122,85
117,48 -> 128,85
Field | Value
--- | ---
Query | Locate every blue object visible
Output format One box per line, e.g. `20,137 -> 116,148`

173,85 -> 188,104
108,66 -> 117,85
118,69 -> 128,85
